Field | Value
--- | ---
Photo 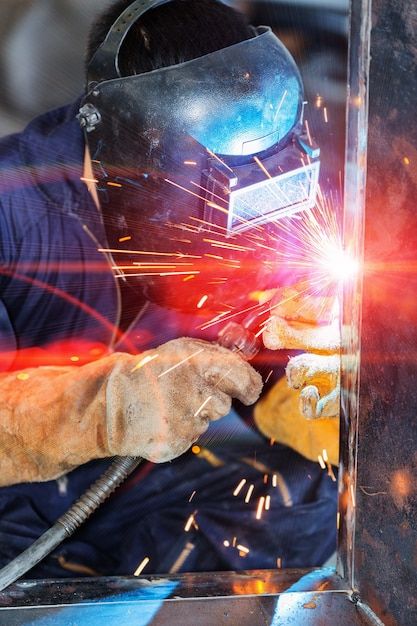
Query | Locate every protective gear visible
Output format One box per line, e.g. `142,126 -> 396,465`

286,352 -> 340,420
79,0 -> 320,312
254,377 -> 339,466
262,284 -> 340,353
0,339 -> 262,486
259,283 -> 340,459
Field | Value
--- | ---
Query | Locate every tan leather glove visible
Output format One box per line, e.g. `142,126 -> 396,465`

0,338 -> 262,486
256,284 -> 340,464
263,284 -> 340,419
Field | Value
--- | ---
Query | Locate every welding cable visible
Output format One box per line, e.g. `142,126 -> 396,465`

0,456 -> 142,592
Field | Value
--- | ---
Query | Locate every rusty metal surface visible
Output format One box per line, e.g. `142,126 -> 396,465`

353,0 -> 417,624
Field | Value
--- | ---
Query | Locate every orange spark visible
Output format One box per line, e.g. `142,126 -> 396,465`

254,156 -> 273,179
265,370 -> 274,384
274,89 -> 288,122
189,216 -> 228,233
190,181 -> 229,206
184,512 -> 197,532
115,265 -> 178,270
305,119 -> 313,146
350,484 -> 356,507
99,247 -> 201,259
327,464 -> 337,482
204,253 -> 224,260
206,201 -> 230,215
115,271 -> 200,278
158,348 -> 205,378
256,496 -> 265,520
233,479 -> 247,497
131,353 -> 159,373
203,238 -> 255,253
245,484 -> 254,503
197,295 -> 209,309
206,147 -> 236,175
134,557 -> 150,576
194,395 -> 213,417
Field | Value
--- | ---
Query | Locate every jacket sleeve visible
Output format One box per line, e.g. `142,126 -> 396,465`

0,197 -> 123,486
0,148 -> 119,486
0,354 -> 123,487
0,299 -> 17,372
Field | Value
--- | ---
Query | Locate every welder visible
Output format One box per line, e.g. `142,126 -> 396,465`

0,0 -> 339,578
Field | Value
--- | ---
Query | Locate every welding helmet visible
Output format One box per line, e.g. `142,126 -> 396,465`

79,0 -> 320,313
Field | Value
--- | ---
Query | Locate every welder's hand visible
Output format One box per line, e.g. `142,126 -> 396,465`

262,284 -> 340,352
106,338 -> 263,462
262,284 -> 340,419
0,339 -> 261,486
286,353 -> 340,419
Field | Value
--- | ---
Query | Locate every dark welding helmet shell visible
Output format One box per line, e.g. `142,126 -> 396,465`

82,26 -> 303,162
80,22 -> 305,311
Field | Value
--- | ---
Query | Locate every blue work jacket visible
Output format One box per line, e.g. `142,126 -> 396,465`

0,103 -> 337,578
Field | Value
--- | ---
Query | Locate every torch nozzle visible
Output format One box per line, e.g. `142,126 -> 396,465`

217,303 -> 271,361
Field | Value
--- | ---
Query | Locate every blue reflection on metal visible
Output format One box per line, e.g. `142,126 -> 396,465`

270,567 -> 336,625
192,74 -> 302,156
24,580 -> 179,626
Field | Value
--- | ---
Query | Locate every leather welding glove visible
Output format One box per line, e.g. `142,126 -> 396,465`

0,338 -> 262,486
262,284 -> 341,419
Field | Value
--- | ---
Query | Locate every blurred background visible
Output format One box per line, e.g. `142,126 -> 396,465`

0,0 -> 348,137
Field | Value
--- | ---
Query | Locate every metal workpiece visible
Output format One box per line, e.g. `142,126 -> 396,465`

352,0 -> 417,624
0,568 -> 346,606
337,0 -> 371,586
0,569 -> 378,626
0,594 -> 378,626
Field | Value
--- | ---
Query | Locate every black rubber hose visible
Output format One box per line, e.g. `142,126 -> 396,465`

0,456 -> 142,592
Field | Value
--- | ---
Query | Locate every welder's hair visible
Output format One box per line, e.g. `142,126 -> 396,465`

87,0 -> 254,76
